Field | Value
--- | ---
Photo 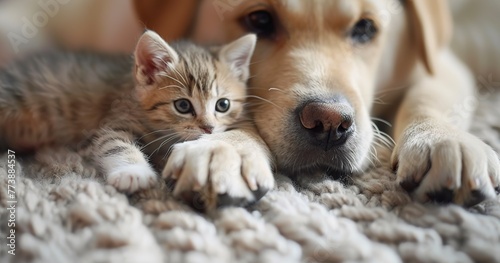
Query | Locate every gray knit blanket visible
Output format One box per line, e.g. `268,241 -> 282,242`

1,89 -> 500,263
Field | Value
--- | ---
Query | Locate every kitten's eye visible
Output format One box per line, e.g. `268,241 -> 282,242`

350,19 -> 377,44
174,99 -> 192,114
216,99 -> 230,113
243,10 -> 275,38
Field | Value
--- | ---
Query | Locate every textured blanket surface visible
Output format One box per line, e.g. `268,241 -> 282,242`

1,90 -> 500,263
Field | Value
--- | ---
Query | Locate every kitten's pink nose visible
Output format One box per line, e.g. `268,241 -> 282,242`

200,125 -> 214,134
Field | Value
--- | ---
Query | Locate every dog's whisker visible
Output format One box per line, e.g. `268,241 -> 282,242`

376,132 -> 395,148
268,87 -> 286,93
373,84 -> 414,105
374,84 -> 410,96
372,98 -> 388,105
249,59 -> 266,66
371,125 -> 394,146
247,86 -> 286,94
371,121 -> 396,148
242,95 -> 285,112
371,117 -> 392,128
246,72 -> 267,80
369,155 -> 378,167
373,133 -> 394,150
365,144 -> 379,167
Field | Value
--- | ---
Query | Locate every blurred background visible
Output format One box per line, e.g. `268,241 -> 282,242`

0,0 -> 500,79
0,0 -> 199,67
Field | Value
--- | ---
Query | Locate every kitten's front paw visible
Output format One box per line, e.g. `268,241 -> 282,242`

162,139 -> 274,209
107,164 -> 157,193
392,120 -> 500,206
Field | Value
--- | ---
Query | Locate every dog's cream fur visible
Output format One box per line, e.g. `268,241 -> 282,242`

1,0 -> 499,206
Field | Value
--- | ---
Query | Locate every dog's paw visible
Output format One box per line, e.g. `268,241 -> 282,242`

162,139 -> 274,210
107,164 -> 157,193
392,120 -> 500,206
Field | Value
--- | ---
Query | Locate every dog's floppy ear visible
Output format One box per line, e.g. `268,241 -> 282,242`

406,0 -> 453,75
133,0 -> 197,41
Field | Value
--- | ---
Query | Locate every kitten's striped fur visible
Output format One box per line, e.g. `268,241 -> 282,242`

0,31 -> 256,192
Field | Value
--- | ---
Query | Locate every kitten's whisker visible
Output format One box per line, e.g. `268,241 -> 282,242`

138,129 -> 174,140
163,138 -> 183,160
158,73 -> 188,89
149,135 -> 181,156
171,67 -> 188,86
159,84 -> 185,91
150,135 -> 181,157
140,133 -> 178,150
156,57 -> 188,86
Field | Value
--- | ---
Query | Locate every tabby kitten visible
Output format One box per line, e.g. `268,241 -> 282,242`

0,31 -> 256,193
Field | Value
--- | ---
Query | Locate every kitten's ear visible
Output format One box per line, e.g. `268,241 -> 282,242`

134,30 -> 179,85
219,34 -> 257,82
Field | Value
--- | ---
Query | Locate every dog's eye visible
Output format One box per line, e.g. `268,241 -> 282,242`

243,10 -> 275,38
350,19 -> 377,44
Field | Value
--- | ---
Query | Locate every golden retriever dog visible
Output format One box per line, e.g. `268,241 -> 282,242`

135,0 -> 500,207
1,0 -> 498,207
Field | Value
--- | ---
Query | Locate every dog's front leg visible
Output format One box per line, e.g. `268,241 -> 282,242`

161,122 -> 275,210
391,51 -> 500,206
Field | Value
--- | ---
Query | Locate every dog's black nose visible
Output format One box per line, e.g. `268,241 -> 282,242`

299,101 -> 354,151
